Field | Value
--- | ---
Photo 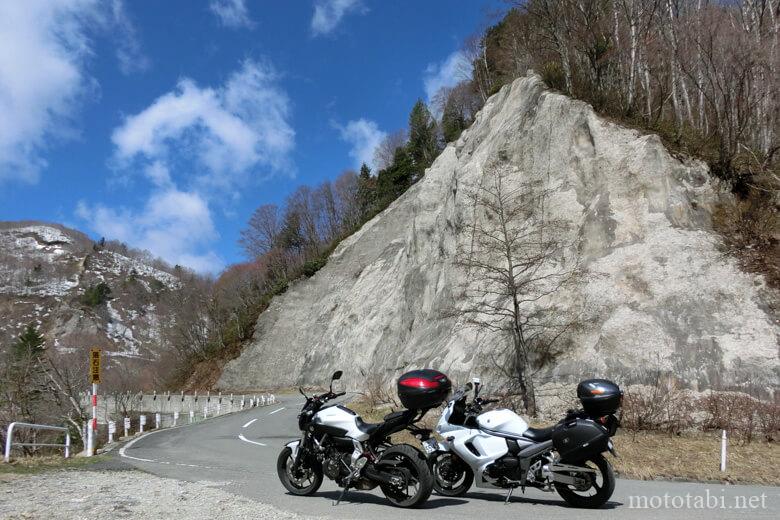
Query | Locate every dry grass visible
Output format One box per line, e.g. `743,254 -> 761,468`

0,454 -> 108,476
612,431 -> 779,485
350,398 -> 779,486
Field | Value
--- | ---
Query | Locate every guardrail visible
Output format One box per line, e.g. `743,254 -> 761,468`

4,422 -> 70,463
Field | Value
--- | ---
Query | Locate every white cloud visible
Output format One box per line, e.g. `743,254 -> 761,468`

77,189 -> 224,274
210,0 -> 254,29
111,0 -> 150,74
0,0 -> 150,184
423,50 -> 470,103
336,118 -> 386,170
311,0 -> 364,36
86,58 -> 295,273
111,58 -> 294,189
0,0 -> 99,184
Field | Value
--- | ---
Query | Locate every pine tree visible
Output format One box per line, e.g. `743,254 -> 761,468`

442,94 -> 467,142
376,146 -> 415,201
4,324 -> 48,426
357,163 -> 376,217
12,324 -> 45,361
407,99 -> 438,178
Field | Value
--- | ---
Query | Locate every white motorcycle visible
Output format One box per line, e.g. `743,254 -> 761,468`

278,369 -> 448,508
424,378 -> 622,509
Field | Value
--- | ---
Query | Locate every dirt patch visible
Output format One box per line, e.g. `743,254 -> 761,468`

0,469 -> 311,519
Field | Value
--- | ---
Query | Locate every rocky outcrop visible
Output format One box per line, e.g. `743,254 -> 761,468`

218,73 -> 779,394
0,221 -> 182,380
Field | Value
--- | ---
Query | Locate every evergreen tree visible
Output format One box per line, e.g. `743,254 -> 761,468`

442,94 -> 467,142
357,163 -> 376,217
376,146 -> 415,202
407,99 -> 438,178
12,324 -> 45,361
277,210 -> 305,254
4,324 -> 48,426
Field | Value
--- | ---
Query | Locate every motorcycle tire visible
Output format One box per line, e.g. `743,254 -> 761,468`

430,451 -> 473,497
377,444 -> 434,508
277,446 -> 323,496
554,453 -> 615,509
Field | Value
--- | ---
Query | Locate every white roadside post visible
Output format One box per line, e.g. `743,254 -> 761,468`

155,413 -> 160,429
189,410 -> 194,423
173,411 -> 179,427
139,415 -> 146,433
203,405 -> 208,419
123,417 -> 130,438
720,430 -> 727,472
108,421 -> 115,444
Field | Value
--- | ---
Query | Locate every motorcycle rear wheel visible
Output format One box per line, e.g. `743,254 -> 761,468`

553,454 -> 615,509
277,446 -> 323,496
377,444 -> 433,508
430,451 -> 473,497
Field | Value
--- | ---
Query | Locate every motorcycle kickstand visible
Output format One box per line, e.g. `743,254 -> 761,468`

334,479 -> 351,506
504,486 -> 514,504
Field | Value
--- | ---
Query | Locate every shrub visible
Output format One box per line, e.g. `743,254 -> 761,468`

81,283 -> 111,307
301,257 -> 327,278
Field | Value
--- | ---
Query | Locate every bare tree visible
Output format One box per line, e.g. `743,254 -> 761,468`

455,161 -> 581,415
239,204 -> 281,258
373,129 -> 408,171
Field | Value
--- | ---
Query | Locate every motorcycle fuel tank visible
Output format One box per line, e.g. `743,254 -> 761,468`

312,405 -> 368,441
477,409 -> 529,438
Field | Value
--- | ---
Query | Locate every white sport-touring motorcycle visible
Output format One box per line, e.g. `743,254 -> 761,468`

424,378 -> 622,509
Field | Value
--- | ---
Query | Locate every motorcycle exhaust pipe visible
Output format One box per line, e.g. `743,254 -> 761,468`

362,466 -> 401,486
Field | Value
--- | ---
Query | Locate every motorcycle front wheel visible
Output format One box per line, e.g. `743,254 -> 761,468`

377,444 -> 433,508
277,446 -> 323,496
430,451 -> 473,497
553,454 -> 615,509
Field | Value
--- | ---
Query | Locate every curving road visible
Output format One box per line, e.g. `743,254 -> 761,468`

117,395 -> 778,519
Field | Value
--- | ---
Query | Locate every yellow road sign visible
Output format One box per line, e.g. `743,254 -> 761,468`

90,348 -> 101,384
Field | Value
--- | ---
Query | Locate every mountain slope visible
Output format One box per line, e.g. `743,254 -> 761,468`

217,73 -> 779,394
0,221 -> 183,385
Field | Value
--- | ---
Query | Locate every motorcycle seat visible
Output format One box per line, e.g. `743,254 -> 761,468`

355,416 -> 382,435
522,425 -> 554,442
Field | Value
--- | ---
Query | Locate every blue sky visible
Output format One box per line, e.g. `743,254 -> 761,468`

0,0 -> 504,273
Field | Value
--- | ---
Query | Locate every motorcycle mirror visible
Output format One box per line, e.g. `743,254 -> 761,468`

331,370 -> 343,381
465,382 -> 473,391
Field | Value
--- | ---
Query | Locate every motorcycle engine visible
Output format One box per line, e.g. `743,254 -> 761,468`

323,451 -> 350,481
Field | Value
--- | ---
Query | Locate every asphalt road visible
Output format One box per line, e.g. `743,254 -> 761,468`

117,395 -> 779,519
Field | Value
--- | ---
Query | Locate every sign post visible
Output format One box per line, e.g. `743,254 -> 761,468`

88,348 -> 101,456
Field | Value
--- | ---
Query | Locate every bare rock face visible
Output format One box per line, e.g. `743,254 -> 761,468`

218,73 -> 779,394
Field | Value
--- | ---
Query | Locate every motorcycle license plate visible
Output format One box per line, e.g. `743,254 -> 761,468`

422,439 -> 439,454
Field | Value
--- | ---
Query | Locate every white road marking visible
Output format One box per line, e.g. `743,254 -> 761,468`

242,418 -> 258,428
238,434 -> 267,446
268,407 -> 285,415
119,424 -> 215,469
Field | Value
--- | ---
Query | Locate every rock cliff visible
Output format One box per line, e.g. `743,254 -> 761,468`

218,73 -> 779,395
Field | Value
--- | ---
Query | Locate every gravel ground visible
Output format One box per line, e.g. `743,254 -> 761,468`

0,470 -> 311,519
